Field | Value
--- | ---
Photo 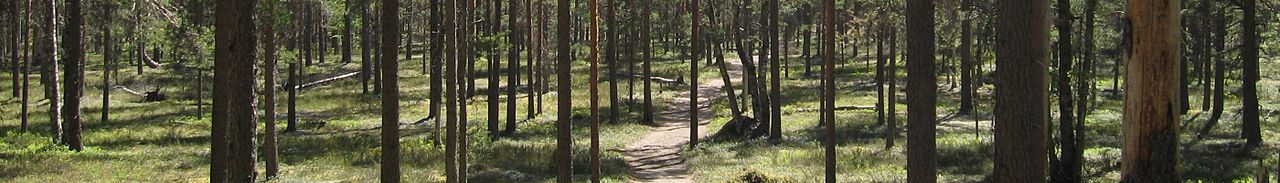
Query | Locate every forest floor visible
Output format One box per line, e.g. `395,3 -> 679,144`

620,58 -> 743,182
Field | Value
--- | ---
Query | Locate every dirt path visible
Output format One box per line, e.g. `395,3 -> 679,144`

621,59 -> 744,182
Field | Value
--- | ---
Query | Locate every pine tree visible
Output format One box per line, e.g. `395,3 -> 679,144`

1121,0 -> 1181,180
214,0 -> 260,181
993,0 -> 1050,181
906,0 -> 938,180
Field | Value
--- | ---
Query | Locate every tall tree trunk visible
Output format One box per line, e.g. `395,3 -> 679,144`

906,0 -> 938,180
505,0 -> 521,136
1238,0 -> 1260,147
821,0 -> 836,181
304,3 -> 314,67
286,63 -> 299,132
876,23 -> 886,127
605,0 -> 618,123
523,0 -> 535,122
641,0 -> 653,123
885,24 -> 898,149
21,0 -> 30,131
61,0 -> 85,151
444,0 -> 459,180
429,0 -> 444,145
344,0 -> 353,64
214,0 -> 260,181
688,0 -> 700,148
101,2 -> 113,125
9,0 -> 18,98
1199,7 -> 1225,139
487,0 -> 502,138
40,0 -> 62,144
957,8 -> 974,115
379,0 -> 402,180
361,0 -> 373,94
261,0 -> 280,176
993,0 -> 1050,181
587,0 -> 601,181
1050,0 -> 1080,180
767,0 -> 782,142
1121,0 -> 1181,180
1195,0 -> 1209,111
458,0 -> 473,181
554,0 -> 573,180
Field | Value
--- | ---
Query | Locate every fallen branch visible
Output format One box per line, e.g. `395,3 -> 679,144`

113,86 -> 145,97
612,73 -> 684,85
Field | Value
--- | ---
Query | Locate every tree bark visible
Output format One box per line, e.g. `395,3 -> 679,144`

286,63 -> 298,132
688,0 -> 700,148
505,0 -> 522,136
554,0 -> 573,180
885,25 -> 898,150
994,0 -> 1050,181
767,0 -> 782,142
1121,0 -> 1181,181
61,0 -> 85,151
641,0 -> 653,123
444,0 -> 459,180
487,0 -> 502,138
429,0 -> 444,145
40,0 -> 62,145
361,0 -> 373,94
587,0 -> 601,181
101,2 -> 114,125
344,0 -> 354,64
821,0 -> 836,181
906,0 -> 938,180
1199,7 -> 1225,139
261,1 -> 280,176
1050,0 -> 1081,180
1238,0 -> 1260,147
958,8 -> 974,115
215,0 -> 260,181
379,0 -> 402,181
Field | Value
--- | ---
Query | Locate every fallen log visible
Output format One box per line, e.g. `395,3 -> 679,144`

612,73 -> 684,85
294,71 -> 361,90
788,105 -> 877,113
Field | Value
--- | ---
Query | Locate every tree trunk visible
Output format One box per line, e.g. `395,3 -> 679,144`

505,0 -> 521,136
555,0 -> 573,180
61,0 -> 85,151
605,0 -> 618,123
9,0 -> 18,98
101,2 -> 113,125
286,63 -> 299,132
379,0 -> 402,181
444,0 -> 459,180
993,0 -> 1050,181
1238,0 -> 1260,147
487,0 -> 502,138
906,0 -> 938,180
429,0 -> 444,145
1199,7 -> 1225,139
1121,0 -> 1181,180
641,0 -> 653,123
1050,0 -> 1080,180
821,0 -> 836,181
344,0 -> 353,64
587,0 -> 601,181
40,0 -> 62,144
957,10 -> 973,115
688,0 -> 700,148
767,0 -> 782,142
214,0 -> 260,181
885,24 -> 898,150
361,0 -> 373,94
875,24 -> 886,127
21,0 -> 30,131
261,1 -> 280,176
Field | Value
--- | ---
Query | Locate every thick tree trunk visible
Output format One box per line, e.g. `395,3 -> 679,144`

214,0 -> 260,181
61,0 -> 84,151
993,0 -> 1050,181
1239,0 -> 1260,147
906,0 -> 938,180
554,0 -> 573,180
379,0 -> 402,181
1121,0 -> 1181,181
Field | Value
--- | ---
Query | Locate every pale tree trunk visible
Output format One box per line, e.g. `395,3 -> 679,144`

1121,0 -> 1181,181
40,0 -> 62,144
993,0 -> 1050,181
